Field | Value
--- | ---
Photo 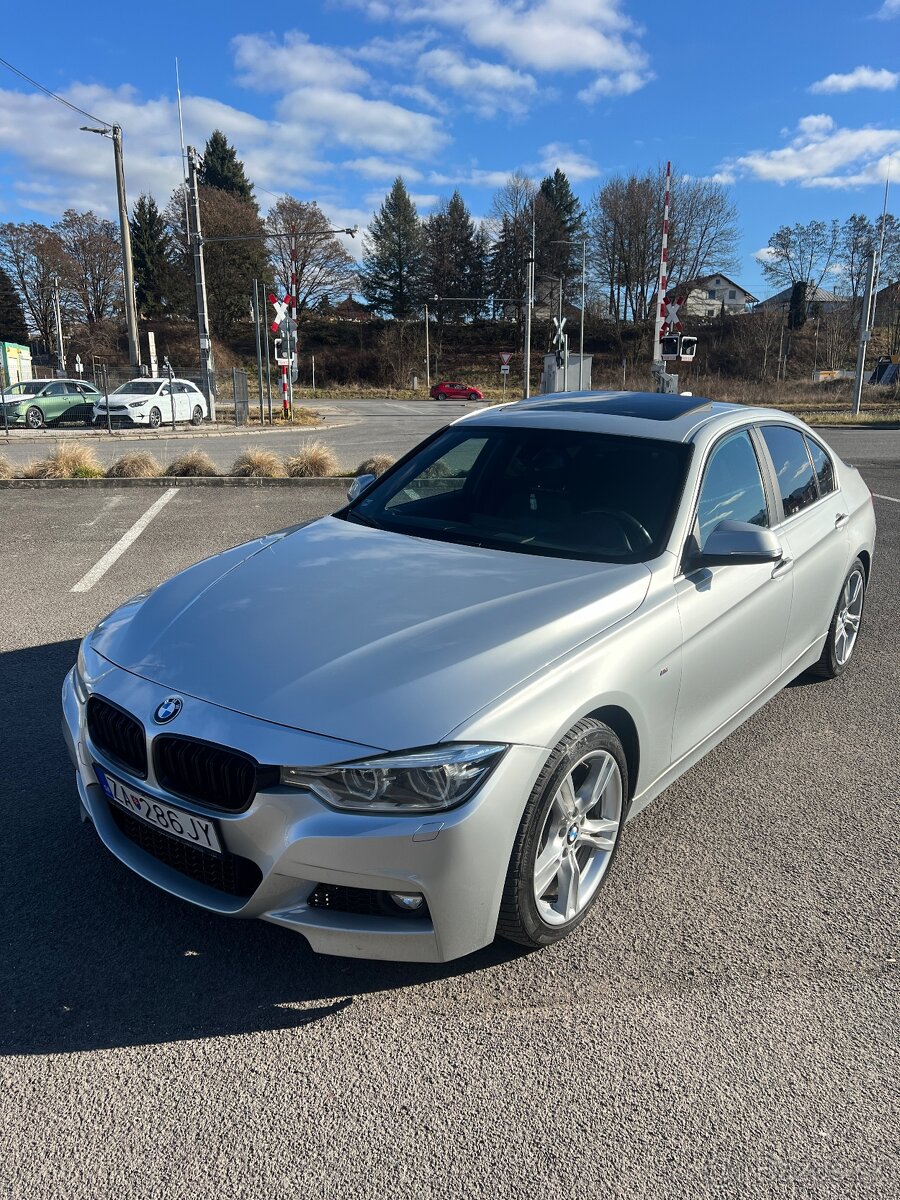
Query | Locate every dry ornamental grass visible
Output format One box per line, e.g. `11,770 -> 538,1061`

106,451 -> 162,479
0,455 -> 12,481
23,444 -> 104,479
355,453 -> 395,477
164,450 -> 219,477
285,440 -> 339,478
231,449 -> 287,478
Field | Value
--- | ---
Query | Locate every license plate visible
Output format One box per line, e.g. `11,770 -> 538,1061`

95,766 -> 222,854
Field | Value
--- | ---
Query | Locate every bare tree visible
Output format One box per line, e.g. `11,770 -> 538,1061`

761,219 -> 841,294
488,171 -> 537,322
266,197 -> 356,319
54,209 -> 123,324
0,221 -> 66,347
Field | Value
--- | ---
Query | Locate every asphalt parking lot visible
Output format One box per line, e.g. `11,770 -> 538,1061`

1,465 -> 898,1198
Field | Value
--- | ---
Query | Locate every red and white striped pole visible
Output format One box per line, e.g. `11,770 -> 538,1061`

653,160 -> 672,364
287,225 -> 298,422
281,364 -> 288,418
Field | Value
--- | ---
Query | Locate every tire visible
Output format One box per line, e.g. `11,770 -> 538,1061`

148,407 -> 162,429
191,405 -> 203,426
25,406 -> 44,429
468,392 -> 480,402
497,718 -> 627,949
809,557 -> 866,679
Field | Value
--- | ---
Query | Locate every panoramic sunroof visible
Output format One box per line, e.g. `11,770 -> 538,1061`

522,394 -> 714,421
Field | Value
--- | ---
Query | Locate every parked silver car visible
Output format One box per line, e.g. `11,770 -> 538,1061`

62,392 -> 876,961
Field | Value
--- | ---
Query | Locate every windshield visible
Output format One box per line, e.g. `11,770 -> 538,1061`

112,381 -> 159,396
345,425 -> 691,563
5,382 -> 43,396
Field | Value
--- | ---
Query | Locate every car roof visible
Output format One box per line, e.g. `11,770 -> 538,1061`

456,390 -> 782,444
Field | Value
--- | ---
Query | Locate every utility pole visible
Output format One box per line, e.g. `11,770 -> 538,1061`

52,275 -> 66,373
852,253 -> 877,417
424,302 -> 430,390
523,252 -> 534,398
187,146 -> 216,417
81,124 -> 141,371
112,126 -> 140,370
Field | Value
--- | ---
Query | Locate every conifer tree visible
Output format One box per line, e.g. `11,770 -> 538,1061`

130,195 -> 172,317
199,130 -> 256,203
359,178 -> 424,319
0,264 -> 29,345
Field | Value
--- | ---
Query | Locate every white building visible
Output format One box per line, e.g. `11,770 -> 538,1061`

682,274 -> 758,317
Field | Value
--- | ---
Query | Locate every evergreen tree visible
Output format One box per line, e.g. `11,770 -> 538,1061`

424,191 -> 486,322
130,194 -> 172,317
199,130 -> 256,203
535,168 -> 585,297
359,178 -> 424,319
0,264 -> 29,345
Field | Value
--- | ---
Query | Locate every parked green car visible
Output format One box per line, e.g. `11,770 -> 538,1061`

2,379 -> 102,428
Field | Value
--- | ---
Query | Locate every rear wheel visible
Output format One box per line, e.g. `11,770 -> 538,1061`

25,406 -> 43,429
810,558 -> 866,679
148,407 -> 162,429
191,405 -> 203,426
498,718 -> 627,949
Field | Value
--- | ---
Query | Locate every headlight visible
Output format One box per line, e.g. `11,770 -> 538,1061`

281,743 -> 508,813
128,401 -> 145,408
74,641 -> 89,702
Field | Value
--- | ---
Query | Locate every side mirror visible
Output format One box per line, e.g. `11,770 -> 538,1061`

697,520 -> 783,567
347,473 -> 376,502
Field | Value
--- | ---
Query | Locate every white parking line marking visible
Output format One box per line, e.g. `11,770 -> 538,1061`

71,489 -> 178,593
873,493 -> 899,504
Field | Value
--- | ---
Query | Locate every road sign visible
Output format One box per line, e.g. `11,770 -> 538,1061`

268,293 -> 295,333
500,364 -> 510,375
74,354 -> 83,377
660,293 -> 684,337
552,316 -> 567,348
499,352 -> 513,365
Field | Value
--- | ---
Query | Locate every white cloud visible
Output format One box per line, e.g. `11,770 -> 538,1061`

416,48 -> 537,116
578,69 -> 652,102
276,86 -> 446,158
353,33 -> 436,68
347,0 -> 652,99
873,0 -> 900,18
732,115 -> 900,187
754,246 -> 778,263
233,31 -> 369,91
809,66 -> 899,93
537,143 -> 601,183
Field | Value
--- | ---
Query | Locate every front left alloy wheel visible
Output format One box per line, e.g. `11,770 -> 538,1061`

498,718 -> 627,948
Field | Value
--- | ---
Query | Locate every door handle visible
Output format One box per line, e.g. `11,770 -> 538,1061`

771,556 -> 794,579
835,512 -> 849,527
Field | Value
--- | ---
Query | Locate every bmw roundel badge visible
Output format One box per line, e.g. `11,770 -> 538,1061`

154,696 -> 183,724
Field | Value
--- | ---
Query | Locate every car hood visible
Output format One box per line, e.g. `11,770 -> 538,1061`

92,516 -> 651,751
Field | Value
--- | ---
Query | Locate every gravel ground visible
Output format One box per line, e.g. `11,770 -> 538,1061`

0,471 -> 897,1199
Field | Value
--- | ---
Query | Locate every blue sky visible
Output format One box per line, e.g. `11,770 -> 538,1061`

1,0 -> 898,299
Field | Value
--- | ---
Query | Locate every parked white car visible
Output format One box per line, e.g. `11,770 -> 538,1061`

93,378 -> 207,428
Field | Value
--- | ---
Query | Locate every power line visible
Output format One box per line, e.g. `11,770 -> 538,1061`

0,56 -> 112,128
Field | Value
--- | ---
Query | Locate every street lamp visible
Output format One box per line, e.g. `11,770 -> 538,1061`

551,239 -> 587,391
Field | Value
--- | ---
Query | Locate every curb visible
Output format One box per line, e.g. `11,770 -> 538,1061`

0,422 -> 328,445
0,476 -> 355,489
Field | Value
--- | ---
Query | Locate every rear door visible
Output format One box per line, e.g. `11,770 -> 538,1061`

757,425 -> 850,669
41,381 -> 69,421
673,428 -> 791,759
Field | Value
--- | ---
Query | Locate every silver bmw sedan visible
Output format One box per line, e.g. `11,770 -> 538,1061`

62,392 -> 876,962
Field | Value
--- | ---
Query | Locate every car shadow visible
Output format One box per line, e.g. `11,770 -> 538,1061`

0,638 -> 527,1056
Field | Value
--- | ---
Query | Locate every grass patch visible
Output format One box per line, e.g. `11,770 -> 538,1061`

285,440 -> 339,478
0,455 -> 12,481
106,451 -> 162,478
164,450 -> 218,477
231,449 -> 287,478
355,453 -> 395,477
22,443 -> 103,479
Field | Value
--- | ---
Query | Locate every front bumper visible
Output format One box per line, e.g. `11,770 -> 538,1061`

62,656 -> 545,962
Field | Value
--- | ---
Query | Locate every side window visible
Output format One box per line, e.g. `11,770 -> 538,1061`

761,426 -> 818,518
806,437 -> 835,496
45,382 -> 67,395
696,431 -> 769,550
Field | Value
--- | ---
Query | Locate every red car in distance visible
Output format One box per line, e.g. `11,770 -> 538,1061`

429,380 -> 484,401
